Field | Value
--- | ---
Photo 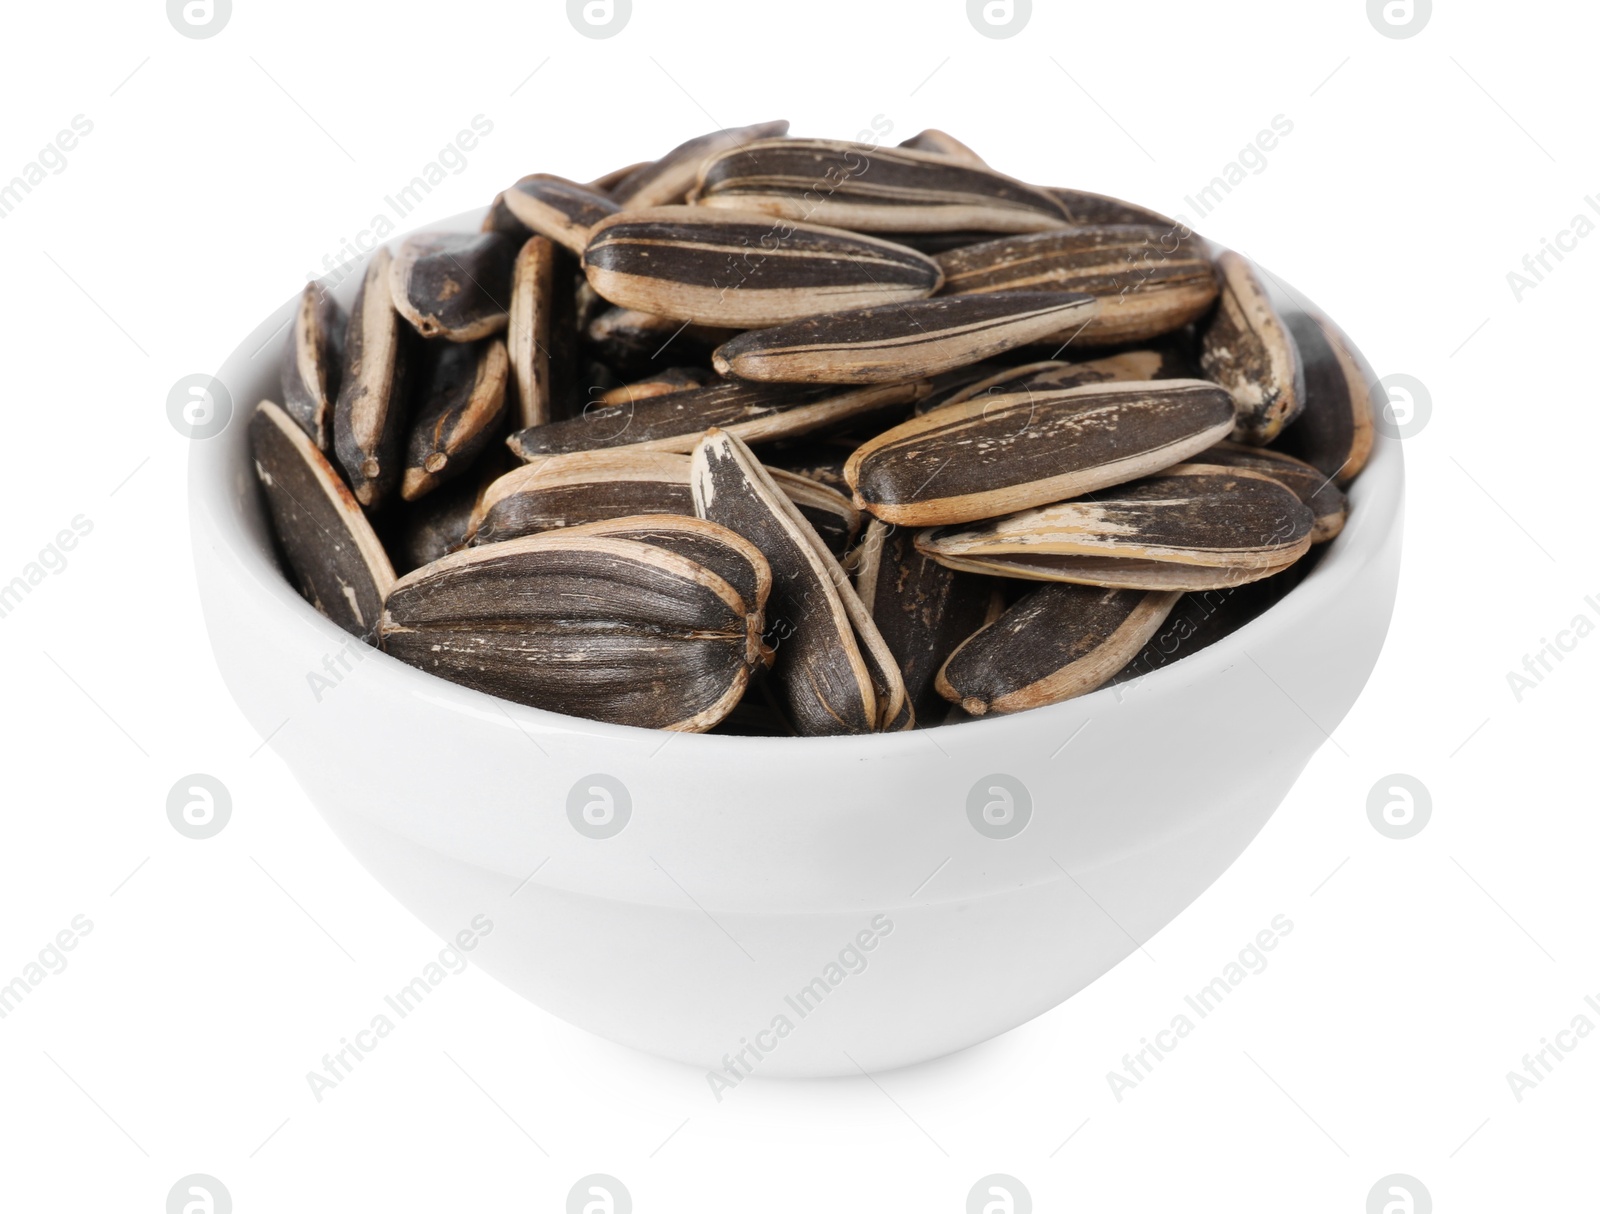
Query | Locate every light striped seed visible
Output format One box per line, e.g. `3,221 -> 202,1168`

586,159 -> 653,195
1200,251 -> 1305,444
333,248 -> 409,508
694,139 -> 1072,233
914,464 -> 1314,590
897,129 -> 989,169
596,367 -> 717,406
402,339 -> 510,501
378,533 -> 768,732
612,119 -> 790,210
501,174 -> 622,255
505,380 -> 922,457
936,585 -> 1181,714
692,428 -> 908,733
846,379 -> 1237,526
1044,186 -> 1179,228
1197,440 -> 1348,543
1277,307 -> 1378,485
915,351 -> 1175,414
389,232 -> 515,342
507,236 -> 555,428
936,225 -> 1218,345
280,283 -> 344,451
251,400 -> 395,636
712,291 -> 1100,384
582,206 -> 943,327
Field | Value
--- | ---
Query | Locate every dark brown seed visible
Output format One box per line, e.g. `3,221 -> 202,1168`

401,340 -> 510,501
378,533 -> 767,732
500,175 -> 621,255
388,231 -> 515,342
552,514 -> 772,617
915,464 -> 1314,590
251,400 -> 395,636
581,206 -> 944,327
333,248 -> 409,508
507,237 -> 555,428
280,283 -> 344,450
897,129 -> 989,169
1277,307 -> 1378,485
1197,440 -> 1348,543
586,160 -> 652,195
846,379 -> 1237,526
936,585 -> 1180,714
709,694 -> 794,737
393,447 -> 513,573
916,351 -> 1175,414
482,190 -> 530,238
584,306 -> 740,377
612,119 -> 791,210
873,230 -> 1003,255
769,467 -> 862,556
596,367 -> 718,406
1045,187 -> 1179,228
695,139 -> 1071,233
936,226 -> 1218,346
506,379 -> 922,458
760,435 -> 858,495
854,520 -> 999,725
1200,251 -> 1304,444
712,292 -> 1100,384
692,428 -> 907,733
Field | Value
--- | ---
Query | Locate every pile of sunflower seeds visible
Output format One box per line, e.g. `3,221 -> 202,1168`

252,121 -> 1376,735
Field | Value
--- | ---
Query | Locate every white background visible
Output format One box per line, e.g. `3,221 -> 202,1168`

1,0 -> 1596,1209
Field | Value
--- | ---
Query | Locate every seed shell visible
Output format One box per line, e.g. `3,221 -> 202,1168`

612,119 -> 790,211
251,400 -> 395,636
582,206 -> 944,327
500,175 -> 621,255
1045,187 -> 1179,228
1277,307 -> 1378,485
506,236 -> 555,428
280,283 -> 344,451
379,533 -> 766,732
1200,250 -> 1305,444
915,464 -> 1314,590
401,339 -> 510,501
552,514 -> 773,617
694,139 -> 1072,233
897,129 -> 989,169
388,231 -> 515,342
936,585 -> 1181,715
333,248 -> 409,508
393,447 -> 513,573
596,367 -> 718,406
916,351 -> 1175,414
712,291 -> 1100,384
847,379 -> 1237,527
584,306 -> 740,378
587,160 -> 652,195
1197,440 -> 1348,543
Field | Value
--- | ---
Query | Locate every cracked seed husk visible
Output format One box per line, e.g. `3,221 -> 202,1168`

1200,251 -> 1305,444
401,339 -> 509,501
280,283 -> 344,451
333,248 -> 409,508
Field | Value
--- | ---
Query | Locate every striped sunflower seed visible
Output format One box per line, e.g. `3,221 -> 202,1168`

595,367 -> 717,406
586,160 -> 652,195
855,520 -> 1002,724
897,129 -> 989,169
846,379 -> 1237,526
584,306 -> 740,377
549,514 -> 773,617
915,351 -> 1177,414
692,428 -> 908,733
280,283 -> 344,451
1197,440 -> 1348,543
936,225 -> 1219,346
712,291 -> 1100,384
1277,307 -> 1378,485
612,119 -> 790,211
389,231 -> 515,342
333,248 -> 409,508
1044,187 -> 1179,228
936,585 -> 1181,715
500,174 -> 621,255
378,532 -> 769,732
251,400 -> 395,636
693,139 -> 1072,233
507,236 -> 555,428
401,339 -> 510,501
1200,251 -> 1305,444
581,206 -> 944,327
915,464 -> 1314,590
505,379 -> 922,458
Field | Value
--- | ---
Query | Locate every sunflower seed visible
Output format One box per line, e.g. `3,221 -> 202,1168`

712,291 -> 1100,384
506,236 -> 555,428
855,520 -> 1001,724
581,206 -> 944,327
482,190 -> 530,238
915,351 -> 1176,414
915,464 -> 1314,590
595,367 -> 717,407
936,225 -> 1218,347
1277,307 -> 1377,485
936,585 -> 1181,714
500,174 -> 621,255
280,283 -> 344,451
1045,187 -> 1179,228
584,305 -> 740,376
761,435 -> 857,495
612,118 -> 790,211
402,339 -> 510,501
251,400 -> 395,635
550,514 -> 773,616
388,231 -> 515,342
506,379 -> 922,457
898,129 -> 989,168
1200,251 -> 1305,444
872,230 -> 1002,255
1197,440 -> 1348,543
587,160 -> 652,195
846,379 -> 1236,526
694,139 -> 1072,233
692,428 -> 907,733
393,447 -> 513,573
378,533 -> 768,732
333,248 -> 409,508
768,467 -> 862,555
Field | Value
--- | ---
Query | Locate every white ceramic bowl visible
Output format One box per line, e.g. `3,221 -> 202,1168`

190,209 -> 1404,1078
